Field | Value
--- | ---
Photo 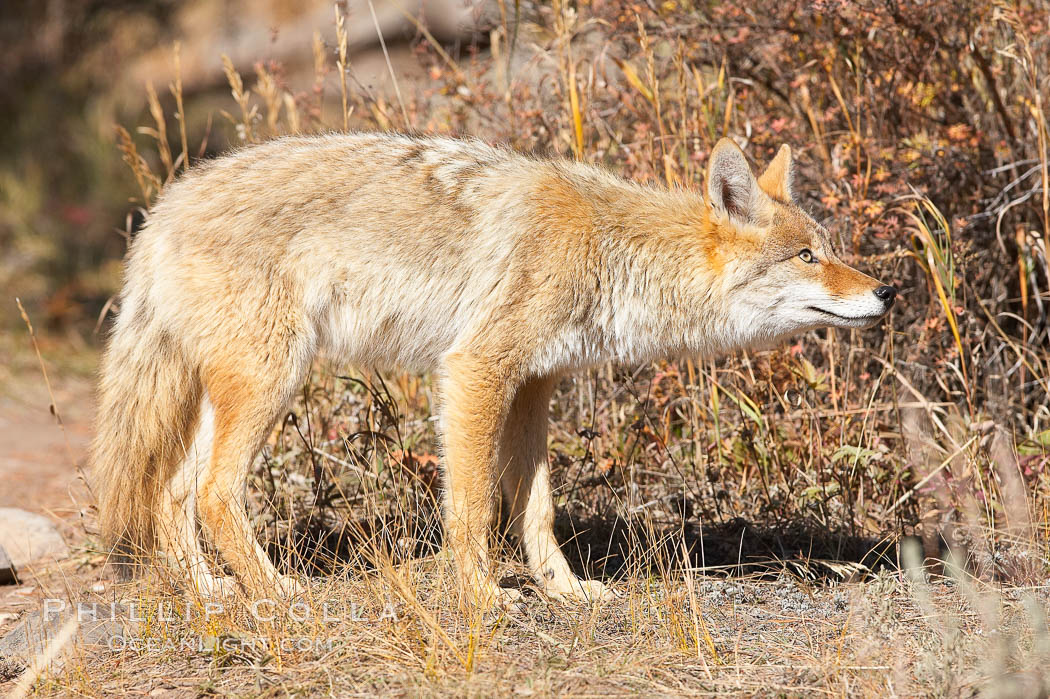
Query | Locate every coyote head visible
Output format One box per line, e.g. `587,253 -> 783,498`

704,138 -> 896,342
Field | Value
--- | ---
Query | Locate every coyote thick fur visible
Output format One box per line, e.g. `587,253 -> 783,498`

91,133 -> 896,606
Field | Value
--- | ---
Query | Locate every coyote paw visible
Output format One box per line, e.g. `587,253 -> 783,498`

546,578 -> 617,604
275,575 -> 307,598
191,573 -> 238,598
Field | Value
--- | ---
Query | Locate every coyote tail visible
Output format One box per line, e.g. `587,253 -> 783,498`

90,294 -> 202,575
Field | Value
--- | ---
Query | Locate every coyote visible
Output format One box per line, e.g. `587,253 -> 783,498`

91,133 -> 896,607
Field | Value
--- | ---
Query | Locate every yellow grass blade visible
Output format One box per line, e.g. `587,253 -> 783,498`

613,56 -> 655,105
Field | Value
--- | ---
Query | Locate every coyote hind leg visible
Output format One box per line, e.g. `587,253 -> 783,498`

155,398 -> 233,596
196,357 -> 307,598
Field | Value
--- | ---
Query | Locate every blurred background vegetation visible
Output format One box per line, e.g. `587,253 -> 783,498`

0,0 -> 479,336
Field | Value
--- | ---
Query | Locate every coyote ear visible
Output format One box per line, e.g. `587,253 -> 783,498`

706,138 -> 760,223
757,144 -> 794,202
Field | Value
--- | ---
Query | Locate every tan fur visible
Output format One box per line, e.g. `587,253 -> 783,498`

91,133 -> 893,606
757,144 -> 794,202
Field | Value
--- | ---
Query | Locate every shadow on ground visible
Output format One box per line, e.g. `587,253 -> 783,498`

269,505 -> 899,585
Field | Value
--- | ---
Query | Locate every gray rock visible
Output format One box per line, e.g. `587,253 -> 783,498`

0,508 -> 69,569
0,601 -> 136,679
0,544 -> 16,585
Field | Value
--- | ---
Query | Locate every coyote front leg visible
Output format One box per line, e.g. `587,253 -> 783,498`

440,350 -> 520,609
499,377 -> 614,602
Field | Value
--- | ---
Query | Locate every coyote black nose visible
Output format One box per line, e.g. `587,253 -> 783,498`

873,285 -> 897,306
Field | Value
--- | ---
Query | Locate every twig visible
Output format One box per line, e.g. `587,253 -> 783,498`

367,0 -> 409,127
390,0 -> 467,83
886,436 -> 978,514
15,298 -> 78,472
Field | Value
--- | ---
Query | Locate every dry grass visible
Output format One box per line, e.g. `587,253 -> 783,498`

6,0 -> 1050,695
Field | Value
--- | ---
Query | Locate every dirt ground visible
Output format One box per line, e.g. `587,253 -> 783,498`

0,340 -> 92,679
0,353 -> 94,517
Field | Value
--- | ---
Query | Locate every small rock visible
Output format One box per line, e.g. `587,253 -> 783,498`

90,582 -> 105,594
0,545 -> 16,585
0,612 -> 17,624
0,601 -> 137,675
0,508 -> 70,569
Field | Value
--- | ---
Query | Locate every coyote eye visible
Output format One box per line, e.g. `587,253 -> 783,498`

798,248 -> 816,263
